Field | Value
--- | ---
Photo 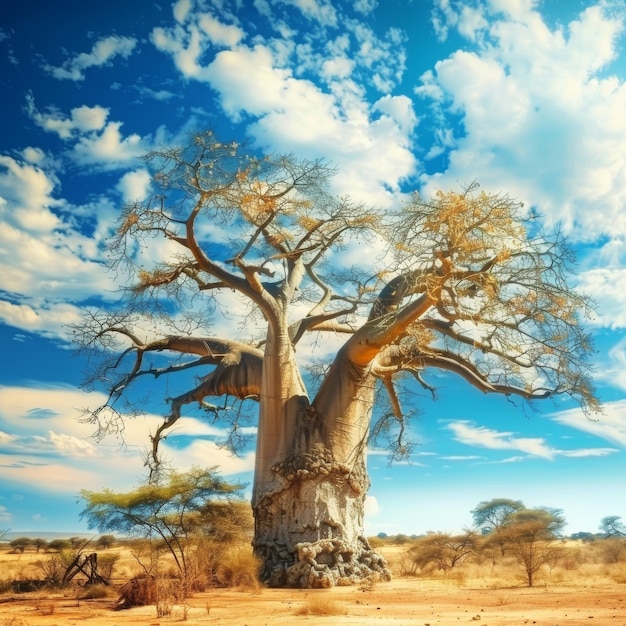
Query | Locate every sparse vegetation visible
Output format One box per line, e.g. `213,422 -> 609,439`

79,467 -> 252,596
1,528 -> 626,624
295,595 -> 347,616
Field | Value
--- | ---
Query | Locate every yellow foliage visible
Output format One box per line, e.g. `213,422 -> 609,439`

298,215 -> 324,231
119,211 -> 139,235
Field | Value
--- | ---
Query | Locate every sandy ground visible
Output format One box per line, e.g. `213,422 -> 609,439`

1,578 -> 625,626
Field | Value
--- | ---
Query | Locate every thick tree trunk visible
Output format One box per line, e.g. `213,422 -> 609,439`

252,439 -> 390,588
252,344 -> 391,588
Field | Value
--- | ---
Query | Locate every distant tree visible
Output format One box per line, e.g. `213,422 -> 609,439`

0,528 -> 9,542
495,507 -> 566,586
596,537 -> 626,564
570,531 -> 597,542
9,537 -> 32,553
68,536 -> 87,550
96,534 -> 117,550
471,498 -> 526,534
600,515 -> 626,538
79,467 -> 247,585
472,498 -> 526,556
47,539 -> 71,552
404,531 -> 478,575
32,538 -> 48,553
73,131 -> 599,587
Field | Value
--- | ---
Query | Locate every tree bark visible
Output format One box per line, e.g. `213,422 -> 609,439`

251,342 -> 391,588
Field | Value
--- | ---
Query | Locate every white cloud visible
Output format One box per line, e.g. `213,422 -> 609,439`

551,400 -> 626,448
173,0 -> 193,23
117,168 -> 152,203
576,267 -> 626,329
151,3 -> 416,208
26,97 -> 143,169
558,447 -> 618,458
72,121 -> 144,168
446,419 -> 620,460
206,44 -> 416,205
198,14 -> 245,47
0,155 -> 61,233
448,420 -> 557,459
151,23 -> 208,80
364,494 -> 381,517
165,439 -> 255,475
26,96 -> 109,139
599,337 -> 626,391
0,300 -> 84,339
44,35 -> 137,81
278,0 -> 338,27
418,1 -> 626,241
0,155 -> 119,335
48,431 -> 97,458
0,384 -> 255,495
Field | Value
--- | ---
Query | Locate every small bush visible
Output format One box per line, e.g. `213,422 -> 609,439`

97,552 -> 120,581
295,595 -> 346,616
214,545 -> 260,589
116,576 -> 157,609
80,584 -> 111,599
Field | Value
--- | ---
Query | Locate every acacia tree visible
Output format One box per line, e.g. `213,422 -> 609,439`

600,515 -> 626,538
404,531 -> 478,575
79,467 -> 247,584
471,498 -> 526,534
73,131 -> 598,588
495,508 -> 566,586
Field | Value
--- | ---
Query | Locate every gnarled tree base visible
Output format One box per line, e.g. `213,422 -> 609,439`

257,536 -> 391,588
253,442 -> 391,588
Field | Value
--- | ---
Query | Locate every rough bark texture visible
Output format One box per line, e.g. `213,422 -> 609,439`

252,439 -> 390,588
252,342 -> 391,588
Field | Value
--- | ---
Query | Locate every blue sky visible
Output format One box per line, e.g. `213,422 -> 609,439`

1,0 -> 626,537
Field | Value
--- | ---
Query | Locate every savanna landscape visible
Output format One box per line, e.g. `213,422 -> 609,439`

2,528 -> 626,626
4,1 -> 626,623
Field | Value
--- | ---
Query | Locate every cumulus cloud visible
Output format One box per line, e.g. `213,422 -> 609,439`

0,384 -> 255,495
71,121 -> 144,168
116,168 -> 152,203
198,14 -> 245,46
417,1 -> 626,241
0,300 -> 85,340
0,154 -> 120,337
44,35 -> 137,81
27,100 -> 109,139
277,0 -> 338,27
0,155 -> 62,232
151,2 -> 416,207
26,97 -> 145,169
576,267 -> 626,329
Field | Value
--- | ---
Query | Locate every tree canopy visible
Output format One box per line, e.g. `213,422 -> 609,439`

600,515 -> 626,538
471,498 -> 526,534
80,467 -> 248,580
73,132 -> 598,469
72,131 -> 599,587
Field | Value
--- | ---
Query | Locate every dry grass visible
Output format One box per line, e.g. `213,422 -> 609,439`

294,594 -> 347,616
379,540 -> 626,590
1,537 -> 625,626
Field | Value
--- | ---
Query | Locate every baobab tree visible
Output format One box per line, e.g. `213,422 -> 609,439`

73,131 -> 598,588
